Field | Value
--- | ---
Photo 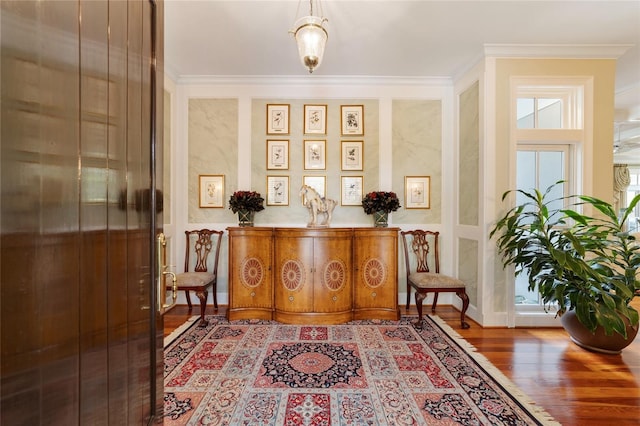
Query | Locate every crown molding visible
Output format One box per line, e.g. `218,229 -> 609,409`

484,44 -> 633,59
176,75 -> 453,87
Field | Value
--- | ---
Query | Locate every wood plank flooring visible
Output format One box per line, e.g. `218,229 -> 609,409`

163,305 -> 640,425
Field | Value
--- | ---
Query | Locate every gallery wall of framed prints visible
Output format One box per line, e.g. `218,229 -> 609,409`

257,101 -> 371,213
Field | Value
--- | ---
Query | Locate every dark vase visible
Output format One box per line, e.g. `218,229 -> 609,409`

238,210 -> 255,227
560,310 -> 639,354
373,211 -> 388,228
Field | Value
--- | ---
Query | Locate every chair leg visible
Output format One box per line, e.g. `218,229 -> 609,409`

406,283 -> 411,309
212,283 -> 218,309
414,291 -> 426,329
457,289 -> 470,329
431,293 -> 439,312
185,290 -> 192,309
195,290 -> 209,327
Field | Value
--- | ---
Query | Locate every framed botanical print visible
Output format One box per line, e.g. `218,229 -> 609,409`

199,174 -> 224,208
266,140 -> 289,170
341,140 -> 363,171
302,175 -> 326,204
340,104 -> 364,136
303,140 -> 326,170
304,104 -> 327,134
266,104 -> 290,135
341,176 -> 363,206
405,176 -> 431,209
267,175 -> 289,206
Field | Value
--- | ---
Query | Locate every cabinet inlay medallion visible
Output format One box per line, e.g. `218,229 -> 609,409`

281,259 -> 305,291
240,257 -> 264,288
363,258 -> 386,288
323,259 -> 346,291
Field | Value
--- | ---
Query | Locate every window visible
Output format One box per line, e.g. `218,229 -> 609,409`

510,79 -> 587,323
517,98 -> 563,129
515,145 -> 570,305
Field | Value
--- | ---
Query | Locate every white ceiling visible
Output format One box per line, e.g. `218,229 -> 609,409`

164,0 -> 640,161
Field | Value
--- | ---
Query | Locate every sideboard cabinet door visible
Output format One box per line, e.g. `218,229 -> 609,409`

274,228 -> 353,324
227,227 -> 273,320
312,232 -> 352,314
274,233 -> 314,314
353,228 -> 400,320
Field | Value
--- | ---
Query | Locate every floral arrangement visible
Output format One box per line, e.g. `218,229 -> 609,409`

361,191 -> 401,214
228,191 -> 265,213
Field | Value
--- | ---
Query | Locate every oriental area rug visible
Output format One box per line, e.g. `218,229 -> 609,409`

163,315 -> 559,425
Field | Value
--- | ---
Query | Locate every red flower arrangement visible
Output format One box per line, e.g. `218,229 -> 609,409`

228,191 -> 265,213
361,191 -> 401,214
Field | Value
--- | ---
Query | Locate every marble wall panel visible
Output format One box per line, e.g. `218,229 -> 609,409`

459,237 -> 478,306
459,82 -> 479,226
188,98 -> 238,222
392,100 -> 442,224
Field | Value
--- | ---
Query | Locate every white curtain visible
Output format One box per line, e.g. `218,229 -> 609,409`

614,164 -> 630,214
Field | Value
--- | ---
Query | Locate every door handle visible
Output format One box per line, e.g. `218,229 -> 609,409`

157,233 -> 178,313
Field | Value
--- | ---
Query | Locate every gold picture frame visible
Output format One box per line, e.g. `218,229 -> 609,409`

341,140 -> 364,171
341,176 -> 363,206
266,140 -> 289,170
303,140 -> 326,170
405,176 -> 431,209
340,104 -> 364,136
199,174 -> 224,208
304,104 -> 327,134
302,175 -> 326,204
267,175 -> 289,206
266,104 -> 290,135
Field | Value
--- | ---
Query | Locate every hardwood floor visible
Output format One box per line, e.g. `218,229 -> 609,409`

163,304 -> 640,426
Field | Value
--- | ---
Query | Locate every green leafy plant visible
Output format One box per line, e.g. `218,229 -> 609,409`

361,191 -> 401,214
490,181 -> 640,338
228,191 -> 265,213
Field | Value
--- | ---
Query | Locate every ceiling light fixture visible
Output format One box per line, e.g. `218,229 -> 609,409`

289,0 -> 328,74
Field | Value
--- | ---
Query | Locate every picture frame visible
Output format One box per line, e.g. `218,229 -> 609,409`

198,174 -> 224,208
266,104 -> 290,135
341,176 -> 363,206
405,176 -> 431,209
340,105 -> 364,136
303,140 -> 326,170
304,104 -> 327,134
266,139 -> 289,170
302,175 -> 326,204
267,175 -> 289,206
341,140 -> 364,171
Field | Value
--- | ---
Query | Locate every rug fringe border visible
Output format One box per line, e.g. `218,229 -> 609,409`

427,315 -> 561,426
163,315 -> 200,348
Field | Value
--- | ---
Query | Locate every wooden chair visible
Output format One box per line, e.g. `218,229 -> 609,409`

401,230 -> 470,329
171,229 -> 223,326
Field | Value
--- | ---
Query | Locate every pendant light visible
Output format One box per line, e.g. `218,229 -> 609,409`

289,0 -> 328,73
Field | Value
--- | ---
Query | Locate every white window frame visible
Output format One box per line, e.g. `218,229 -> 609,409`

508,77 -> 589,328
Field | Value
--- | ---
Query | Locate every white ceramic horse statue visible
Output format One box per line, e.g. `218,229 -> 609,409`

299,185 -> 337,227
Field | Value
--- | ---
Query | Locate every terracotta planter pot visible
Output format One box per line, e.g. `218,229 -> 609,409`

560,310 -> 639,354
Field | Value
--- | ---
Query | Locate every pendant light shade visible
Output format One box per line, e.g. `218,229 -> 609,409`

290,1 -> 328,74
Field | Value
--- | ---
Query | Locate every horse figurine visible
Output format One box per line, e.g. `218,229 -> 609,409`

299,185 -> 337,227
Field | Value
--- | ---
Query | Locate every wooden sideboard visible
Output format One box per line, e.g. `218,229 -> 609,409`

227,227 -> 399,324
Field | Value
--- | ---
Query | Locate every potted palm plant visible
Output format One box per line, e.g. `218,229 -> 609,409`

490,181 -> 640,353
